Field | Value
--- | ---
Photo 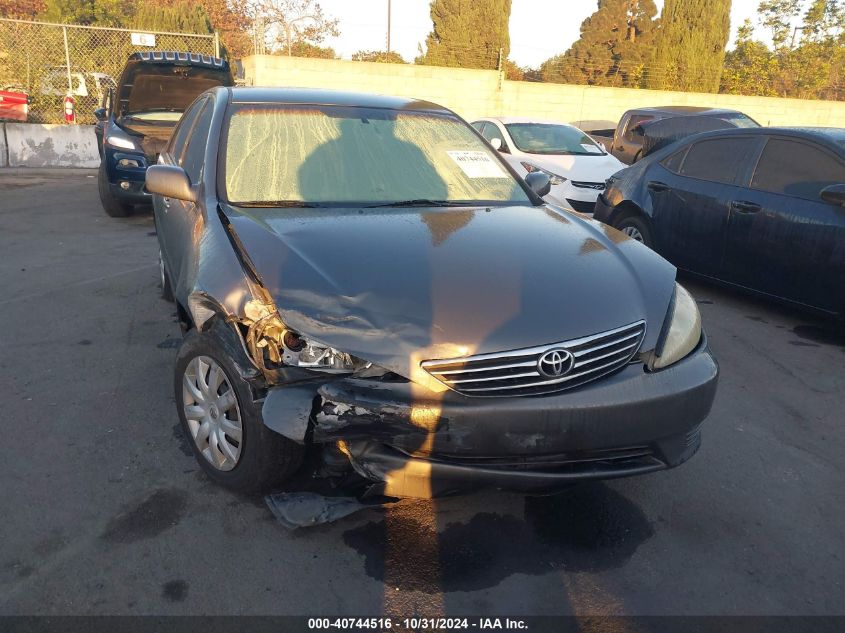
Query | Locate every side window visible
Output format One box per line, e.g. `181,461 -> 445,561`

471,121 -> 485,134
661,147 -> 688,173
167,98 -> 206,163
680,137 -> 756,185
481,123 -> 507,150
181,101 -> 214,184
624,115 -> 653,141
751,139 -> 845,201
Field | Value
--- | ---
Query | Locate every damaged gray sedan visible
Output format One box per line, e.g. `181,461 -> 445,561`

147,87 -> 718,498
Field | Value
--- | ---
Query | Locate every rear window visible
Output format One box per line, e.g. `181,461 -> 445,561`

751,139 -> 845,200
720,112 -> 760,129
125,66 -> 230,114
680,137 -> 757,185
224,105 -> 529,206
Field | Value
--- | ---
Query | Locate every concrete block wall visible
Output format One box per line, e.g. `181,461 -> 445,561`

0,124 -> 7,168
243,54 -> 845,128
3,123 -> 100,168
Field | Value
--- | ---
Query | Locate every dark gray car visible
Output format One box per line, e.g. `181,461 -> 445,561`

146,87 -> 718,499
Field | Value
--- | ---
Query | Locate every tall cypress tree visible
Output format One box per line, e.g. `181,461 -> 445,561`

540,0 -> 658,87
419,0 -> 511,70
647,0 -> 732,92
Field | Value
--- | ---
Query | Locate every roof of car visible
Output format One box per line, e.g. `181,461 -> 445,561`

690,126 -> 845,141
475,117 -> 577,126
631,106 -> 745,116
228,87 -> 450,113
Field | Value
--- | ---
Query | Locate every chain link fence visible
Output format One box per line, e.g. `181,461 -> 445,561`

0,18 -> 218,124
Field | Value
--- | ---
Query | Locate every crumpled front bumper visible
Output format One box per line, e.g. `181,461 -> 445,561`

261,336 -> 718,498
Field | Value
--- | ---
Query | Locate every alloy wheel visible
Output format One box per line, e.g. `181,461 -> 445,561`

182,356 -> 243,471
621,226 -> 644,242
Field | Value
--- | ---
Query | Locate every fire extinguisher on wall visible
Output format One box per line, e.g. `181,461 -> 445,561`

63,94 -> 75,123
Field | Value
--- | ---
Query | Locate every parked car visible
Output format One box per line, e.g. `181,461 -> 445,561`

471,117 -> 625,214
95,51 -> 233,217
0,86 -> 28,122
147,87 -> 718,498
39,67 -> 116,120
593,106 -> 760,165
594,127 -> 845,317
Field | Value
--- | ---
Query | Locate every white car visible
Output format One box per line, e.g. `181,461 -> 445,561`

471,117 -> 626,213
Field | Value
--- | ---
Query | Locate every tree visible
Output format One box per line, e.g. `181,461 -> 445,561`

352,50 -> 405,63
540,0 -> 657,87
646,0 -> 732,93
133,2 -> 213,34
0,0 -> 45,18
40,0 -> 131,25
141,0 -> 255,58
722,0 -> 844,100
249,0 -> 339,56
419,0 -> 511,70
288,41 -> 336,58
721,19 -> 778,95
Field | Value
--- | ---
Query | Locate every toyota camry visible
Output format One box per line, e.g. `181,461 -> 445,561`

147,87 -> 718,498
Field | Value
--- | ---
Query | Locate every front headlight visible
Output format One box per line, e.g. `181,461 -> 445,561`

520,162 -> 568,186
106,131 -> 140,151
651,284 -> 701,370
280,332 -> 369,373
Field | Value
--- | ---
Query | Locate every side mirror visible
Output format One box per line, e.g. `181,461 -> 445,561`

525,171 -> 551,198
146,165 -> 196,202
820,183 -> 845,206
94,107 -> 107,121
489,137 -> 503,151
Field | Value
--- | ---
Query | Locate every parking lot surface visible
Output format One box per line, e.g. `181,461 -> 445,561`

1,170 -> 843,616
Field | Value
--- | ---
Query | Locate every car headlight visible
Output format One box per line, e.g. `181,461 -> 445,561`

651,283 -> 701,370
520,162 -> 567,186
280,331 -> 369,373
106,131 -> 140,151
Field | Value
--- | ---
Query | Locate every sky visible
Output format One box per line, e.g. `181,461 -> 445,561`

318,0 -> 767,66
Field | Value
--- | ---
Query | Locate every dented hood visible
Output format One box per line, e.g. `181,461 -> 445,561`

220,203 -> 676,380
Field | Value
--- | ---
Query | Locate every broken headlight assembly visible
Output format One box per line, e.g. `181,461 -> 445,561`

650,283 -> 702,370
241,299 -> 385,376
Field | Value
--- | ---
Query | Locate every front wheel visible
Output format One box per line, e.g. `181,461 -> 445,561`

615,214 -> 653,249
98,163 -> 132,218
174,328 -> 304,491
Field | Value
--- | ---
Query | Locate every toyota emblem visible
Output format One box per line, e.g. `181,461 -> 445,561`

537,348 -> 574,378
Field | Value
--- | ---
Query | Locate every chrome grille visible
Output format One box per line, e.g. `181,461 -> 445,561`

422,321 -> 646,397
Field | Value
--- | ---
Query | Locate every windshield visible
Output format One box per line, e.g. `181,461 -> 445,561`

504,123 -> 606,155
124,66 -> 230,116
224,105 -> 530,206
721,113 -> 760,128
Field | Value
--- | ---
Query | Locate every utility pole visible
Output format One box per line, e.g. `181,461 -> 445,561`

386,0 -> 392,53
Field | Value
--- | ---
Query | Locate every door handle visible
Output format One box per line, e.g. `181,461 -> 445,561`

647,181 -> 670,192
731,200 -> 761,213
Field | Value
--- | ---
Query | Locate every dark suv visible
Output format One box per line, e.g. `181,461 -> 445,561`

94,51 -> 232,217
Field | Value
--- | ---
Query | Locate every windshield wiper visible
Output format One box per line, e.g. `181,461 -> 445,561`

235,200 -> 323,208
364,199 -> 479,208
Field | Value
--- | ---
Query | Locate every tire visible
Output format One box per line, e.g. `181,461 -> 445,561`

174,328 -> 304,492
615,213 -> 654,249
98,162 -> 132,218
159,249 -> 174,302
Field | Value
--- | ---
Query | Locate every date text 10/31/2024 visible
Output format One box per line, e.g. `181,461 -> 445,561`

307,618 -> 529,630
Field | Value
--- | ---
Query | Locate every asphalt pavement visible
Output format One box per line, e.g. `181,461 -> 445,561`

0,169 -> 843,617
